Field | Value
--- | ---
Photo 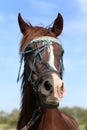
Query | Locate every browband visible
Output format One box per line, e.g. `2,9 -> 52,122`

21,36 -> 61,52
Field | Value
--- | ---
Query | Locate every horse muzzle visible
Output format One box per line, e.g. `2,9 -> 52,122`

36,73 -> 66,108
37,92 -> 59,108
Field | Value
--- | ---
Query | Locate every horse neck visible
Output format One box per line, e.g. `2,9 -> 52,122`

38,108 -> 78,130
17,77 -> 40,130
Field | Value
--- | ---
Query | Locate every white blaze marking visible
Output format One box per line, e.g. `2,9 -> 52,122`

48,45 -> 57,71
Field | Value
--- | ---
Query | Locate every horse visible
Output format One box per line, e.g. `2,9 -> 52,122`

17,13 -> 78,130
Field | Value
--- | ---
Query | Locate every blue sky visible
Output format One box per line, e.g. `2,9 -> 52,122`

0,0 -> 87,112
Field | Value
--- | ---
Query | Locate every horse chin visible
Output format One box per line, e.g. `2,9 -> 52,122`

45,97 -> 59,108
38,92 -> 59,108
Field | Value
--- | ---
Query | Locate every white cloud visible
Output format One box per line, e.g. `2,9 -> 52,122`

77,0 -> 87,13
78,0 -> 87,4
64,57 -> 87,72
29,0 -> 57,8
64,18 -> 87,35
27,0 -> 58,14
74,40 -> 87,53
0,13 -> 4,22
8,14 -> 17,21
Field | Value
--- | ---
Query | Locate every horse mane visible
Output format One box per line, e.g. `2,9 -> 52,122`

17,65 -> 39,129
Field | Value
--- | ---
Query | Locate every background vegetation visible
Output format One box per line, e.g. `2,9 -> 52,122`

60,107 -> 87,130
0,107 -> 87,130
0,109 -> 19,130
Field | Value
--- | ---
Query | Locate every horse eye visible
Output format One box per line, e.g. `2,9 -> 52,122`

25,47 -> 32,52
61,49 -> 64,56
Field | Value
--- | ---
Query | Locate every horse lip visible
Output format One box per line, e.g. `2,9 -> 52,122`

46,97 -> 59,105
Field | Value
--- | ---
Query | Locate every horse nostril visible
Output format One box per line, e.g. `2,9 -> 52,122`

44,81 -> 52,91
61,82 -> 64,91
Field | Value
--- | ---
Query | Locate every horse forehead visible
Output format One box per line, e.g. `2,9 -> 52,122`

48,44 -> 62,70
48,44 -> 57,70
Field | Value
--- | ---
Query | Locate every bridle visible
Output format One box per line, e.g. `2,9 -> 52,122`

17,36 -> 63,130
17,36 -> 63,83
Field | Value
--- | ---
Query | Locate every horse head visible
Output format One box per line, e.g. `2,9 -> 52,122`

18,13 -> 65,109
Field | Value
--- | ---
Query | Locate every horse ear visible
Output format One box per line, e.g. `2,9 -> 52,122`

51,13 -> 63,36
18,13 -> 30,34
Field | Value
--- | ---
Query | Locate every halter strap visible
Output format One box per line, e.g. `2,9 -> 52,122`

21,36 -> 61,52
